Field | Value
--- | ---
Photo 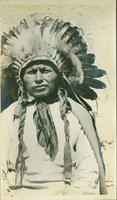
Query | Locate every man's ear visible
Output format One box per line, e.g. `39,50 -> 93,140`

57,73 -> 66,88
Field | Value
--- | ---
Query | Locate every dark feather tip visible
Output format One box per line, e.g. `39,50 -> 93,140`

78,53 -> 95,65
84,69 -> 106,78
73,84 -> 97,100
84,78 -> 106,89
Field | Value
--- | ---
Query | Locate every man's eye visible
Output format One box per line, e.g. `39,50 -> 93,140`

27,70 -> 36,74
41,69 -> 51,73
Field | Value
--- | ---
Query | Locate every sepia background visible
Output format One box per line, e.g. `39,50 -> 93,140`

0,0 -> 116,199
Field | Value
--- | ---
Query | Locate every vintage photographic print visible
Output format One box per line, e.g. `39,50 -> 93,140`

0,0 -> 116,200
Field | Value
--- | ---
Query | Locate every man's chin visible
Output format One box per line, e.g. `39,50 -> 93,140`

31,91 -> 50,100
30,91 -> 58,103
32,95 -> 47,100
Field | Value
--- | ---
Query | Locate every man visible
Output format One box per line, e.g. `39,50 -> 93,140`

1,14 -> 107,195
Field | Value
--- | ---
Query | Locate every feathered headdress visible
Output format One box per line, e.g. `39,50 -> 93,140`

1,13 -> 106,110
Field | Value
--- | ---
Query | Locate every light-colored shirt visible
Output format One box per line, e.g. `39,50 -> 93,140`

1,100 -> 99,195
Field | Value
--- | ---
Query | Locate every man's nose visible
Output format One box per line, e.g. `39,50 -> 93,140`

35,71 -> 43,83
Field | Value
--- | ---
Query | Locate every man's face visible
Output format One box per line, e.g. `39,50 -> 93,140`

23,63 -> 58,99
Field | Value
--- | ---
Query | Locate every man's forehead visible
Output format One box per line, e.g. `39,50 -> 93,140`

24,60 -> 59,73
26,64 -> 52,70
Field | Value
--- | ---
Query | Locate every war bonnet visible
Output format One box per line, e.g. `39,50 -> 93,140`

1,13 -> 106,110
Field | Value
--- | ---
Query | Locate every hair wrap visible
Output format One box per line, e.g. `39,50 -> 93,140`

58,88 -> 72,184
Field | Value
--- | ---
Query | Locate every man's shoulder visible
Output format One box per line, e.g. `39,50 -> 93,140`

1,101 -> 18,119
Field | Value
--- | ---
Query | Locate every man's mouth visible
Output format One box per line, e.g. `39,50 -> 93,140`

33,85 -> 48,91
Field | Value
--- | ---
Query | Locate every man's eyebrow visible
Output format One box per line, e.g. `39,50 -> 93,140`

40,66 -> 52,69
26,66 -> 37,71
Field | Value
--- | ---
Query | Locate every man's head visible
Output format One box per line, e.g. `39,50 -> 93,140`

22,60 -> 59,100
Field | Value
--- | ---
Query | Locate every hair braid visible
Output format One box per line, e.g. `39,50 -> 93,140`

15,88 -> 27,186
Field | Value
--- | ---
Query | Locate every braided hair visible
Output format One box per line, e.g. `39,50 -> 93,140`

14,86 -> 27,186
